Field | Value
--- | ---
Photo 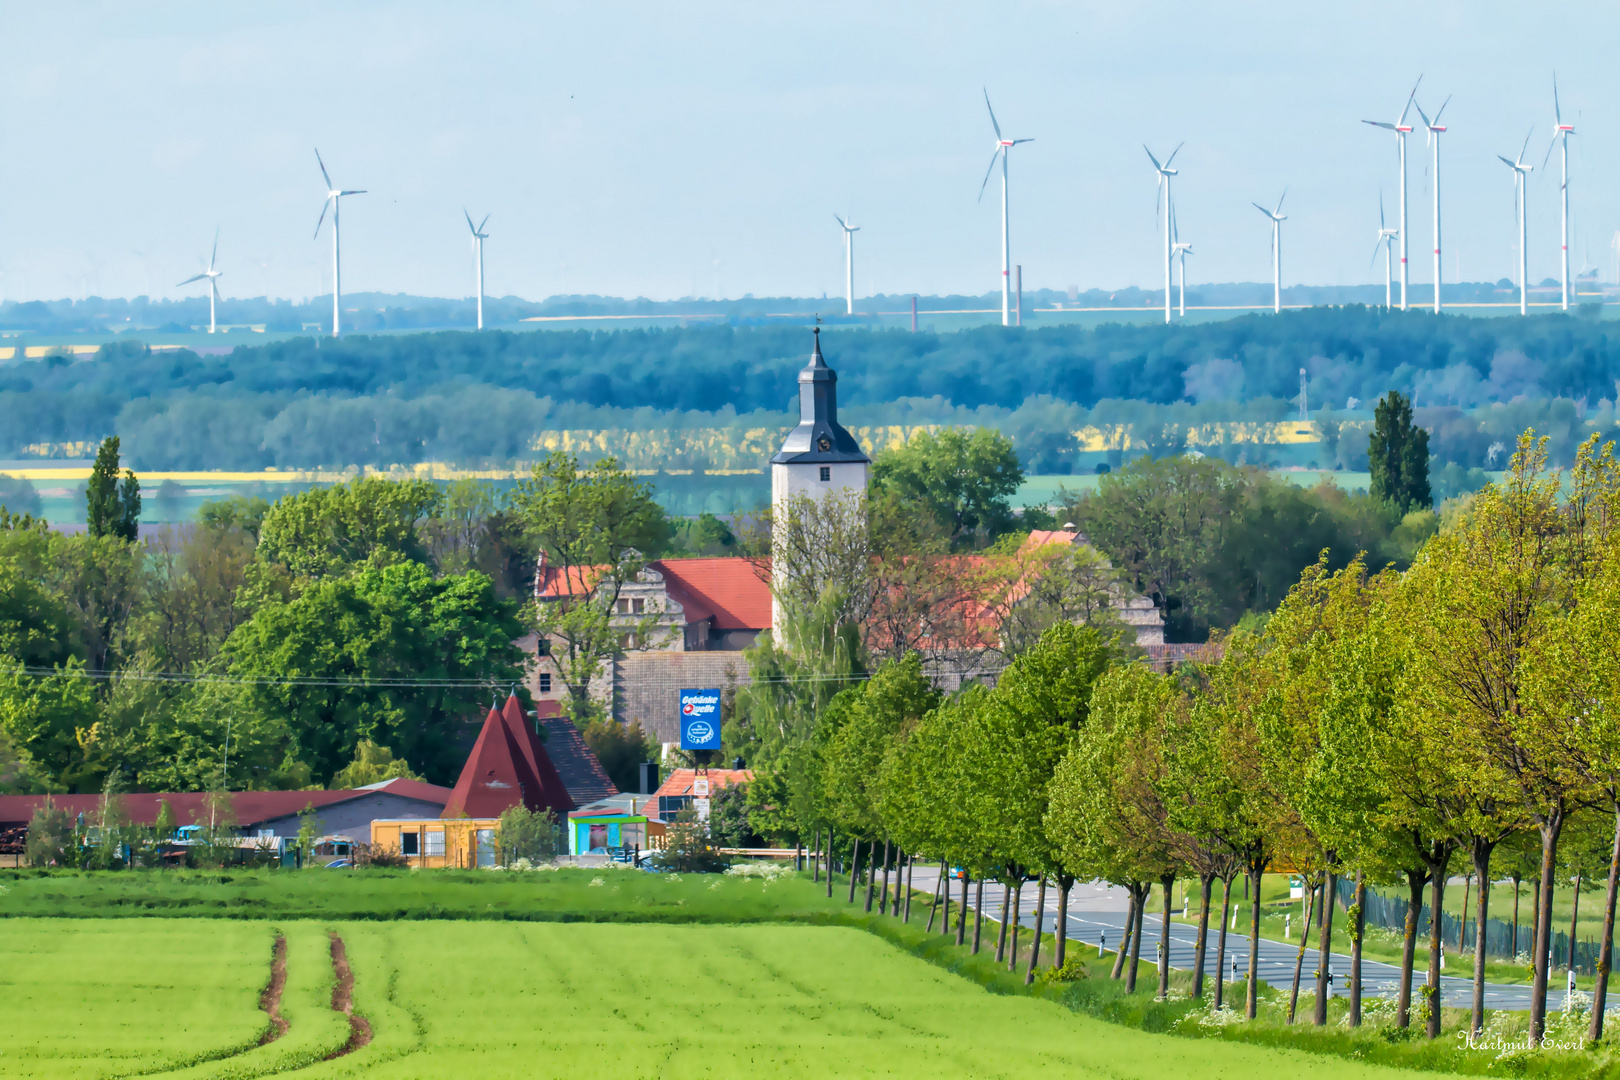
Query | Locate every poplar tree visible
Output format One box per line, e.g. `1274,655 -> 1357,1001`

1368,391 -> 1431,513
85,436 -> 141,542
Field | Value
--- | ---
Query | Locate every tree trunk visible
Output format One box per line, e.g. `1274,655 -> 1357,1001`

956,871 -> 969,947
1287,880 -> 1318,1024
1458,873 -> 1471,952
825,830 -> 835,897
1214,874 -> 1232,1010
972,877 -> 984,953
1470,838 -> 1497,1037
1055,878 -> 1072,971
997,883 -> 1012,964
813,827 -> 821,883
1127,886 -> 1147,994
925,861 -> 943,933
1193,874 -> 1213,999
1349,872 -> 1366,1027
1314,869 -> 1336,1025
1026,877 -> 1048,985
1245,867 -> 1264,1019
1590,803 -> 1620,1044
1424,862 -> 1450,1040
940,861 -> 951,934
846,838 -> 861,904
1396,868 -> 1426,1029
1157,877 -> 1173,999
1530,812 -> 1566,1047
879,840 -> 891,915
863,843 -> 876,913
1112,888 -> 1135,980
1008,881 -> 1023,972
904,852 -> 914,923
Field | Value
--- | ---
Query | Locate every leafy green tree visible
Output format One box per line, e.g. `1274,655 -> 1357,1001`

1369,391 -> 1432,513
580,718 -> 657,794
492,805 -> 562,865
86,436 -> 141,542
331,738 -> 424,788
508,452 -> 673,720
256,476 -> 443,581
224,562 -> 526,784
0,660 -> 100,791
871,427 -> 1024,547
196,494 -> 272,539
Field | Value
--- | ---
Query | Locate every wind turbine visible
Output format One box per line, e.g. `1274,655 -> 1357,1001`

1413,95 -> 1450,313
1498,130 -> 1534,316
1171,207 -> 1193,318
313,150 -> 366,337
1145,143 -> 1183,324
978,90 -> 1033,327
1362,77 -> 1422,310
1253,191 -> 1287,314
1373,193 -> 1399,310
464,210 -> 490,330
177,229 -> 223,333
834,214 -> 859,315
1543,78 -> 1576,310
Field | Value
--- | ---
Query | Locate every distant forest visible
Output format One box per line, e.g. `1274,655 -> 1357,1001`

0,306 -> 1615,475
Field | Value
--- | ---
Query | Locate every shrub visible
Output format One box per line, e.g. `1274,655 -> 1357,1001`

353,842 -> 408,869
493,805 -> 563,866
650,810 -> 728,874
24,798 -> 71,867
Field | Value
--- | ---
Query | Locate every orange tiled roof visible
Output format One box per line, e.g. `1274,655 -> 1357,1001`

535,555 -> 772,632
648,768 -> 753,801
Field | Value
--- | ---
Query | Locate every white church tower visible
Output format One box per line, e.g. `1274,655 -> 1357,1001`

769,327 -> 870,630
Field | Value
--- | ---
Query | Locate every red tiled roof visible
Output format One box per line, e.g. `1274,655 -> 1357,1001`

0,787 -> 435,831
535,702 -> 620,803
655,558 -> 771,631
442,703 -> 574,820
500,693 -> 576,815
351,777 -> 455,803
648,768 -> 753,801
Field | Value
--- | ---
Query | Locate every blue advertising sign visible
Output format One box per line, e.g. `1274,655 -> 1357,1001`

679,688 -> 722,750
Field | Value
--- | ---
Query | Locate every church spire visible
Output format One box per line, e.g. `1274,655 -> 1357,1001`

770,328 -> 869,465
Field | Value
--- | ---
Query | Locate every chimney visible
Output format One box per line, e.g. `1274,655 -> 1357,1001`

638,761 -> 659,795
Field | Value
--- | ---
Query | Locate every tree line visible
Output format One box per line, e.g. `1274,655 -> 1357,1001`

722,430 -> 1620,1049
1,309 -> 1615,475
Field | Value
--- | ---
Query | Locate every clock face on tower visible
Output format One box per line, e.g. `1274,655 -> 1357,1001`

817,435 -> 832,452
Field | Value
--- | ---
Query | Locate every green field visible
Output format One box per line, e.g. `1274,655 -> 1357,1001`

1,916 -> 1431,1080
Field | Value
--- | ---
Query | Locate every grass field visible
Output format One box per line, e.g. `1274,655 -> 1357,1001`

2,917 -> 1436,1080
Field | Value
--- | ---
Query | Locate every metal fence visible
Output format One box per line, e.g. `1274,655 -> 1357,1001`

1335,877 -> 1603,975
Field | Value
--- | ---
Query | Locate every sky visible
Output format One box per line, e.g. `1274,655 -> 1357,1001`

4,1 -> 1617,304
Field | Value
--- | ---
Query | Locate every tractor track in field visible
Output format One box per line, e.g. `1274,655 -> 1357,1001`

324,932 -> 372,1059
259,934 -> 289,1044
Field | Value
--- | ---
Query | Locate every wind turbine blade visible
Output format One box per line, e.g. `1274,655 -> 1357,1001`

1143,144 -> 1163,171
315,148 -> 332,190
982,88 -> 1002,141
1370,240 -> 1385,269
1554,75 -> 1563,126
340,189 -> 366,196
1542,134 -> 1558,172
1380,190 -> 1386,230
176,273 -> 207,286
1434,94 -> 1450,125
1011,138 -> 1034,145
1497,155 -> 1518,170
834,213 -> 847,229
1399,75 -> 1423,125
478,213 -> 490,233
212,278 -> 221,304
1155,175 -> 1163,224
1275,188 -> 1288,215
1253,202 -> 1272,217
1363,120 -> 1395,130
465,208 -> 477,234
210,228 -> 219,271
977,149 -> 1000,202
314,196 -> 332,239
1413,100 -> 1431,129
1164,141 -> 1185,168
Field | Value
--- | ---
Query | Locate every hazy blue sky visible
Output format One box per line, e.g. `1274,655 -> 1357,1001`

5,2 -> 1617,303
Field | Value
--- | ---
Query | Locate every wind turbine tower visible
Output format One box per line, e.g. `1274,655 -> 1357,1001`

1414,96 -> 1450,313
1253,192 -> 1287,314
1171,208 -> 1193,318
1373,194 -> 1399,309
835,214 -> 859,315
1145,143 -> 1184,324
464,210 -> 490,330
1546,79 -> 1576,310
1362,78 -> 1422,310
312,150 -> 366,337
1498,131 -> 1535,316
177,229 -> 224,333
979,90 -> 1033,327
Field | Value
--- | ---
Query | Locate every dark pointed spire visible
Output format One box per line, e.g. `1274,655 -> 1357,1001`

770,329 -> 869,466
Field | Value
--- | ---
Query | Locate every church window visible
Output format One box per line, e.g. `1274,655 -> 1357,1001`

819,466 -> 831,481
633,598 -> 645,613
616,599 -> 630,614
539,673 -> 552,693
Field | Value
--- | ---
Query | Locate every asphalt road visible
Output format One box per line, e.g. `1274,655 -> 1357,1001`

902,868 -> 1596,1013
